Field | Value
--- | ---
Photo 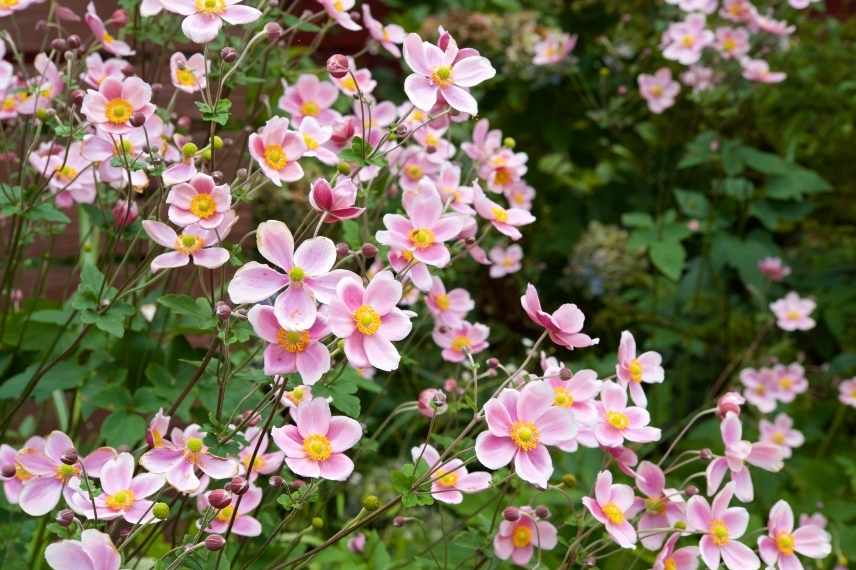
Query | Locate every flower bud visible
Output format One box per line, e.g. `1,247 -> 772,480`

1,464 -> 16,478
130,111 -> 147,128
211,170 -> 224,182
699,448 -> 712,461
210,135 -> 224,150
503,137 -> 516,149
360,243 -> 377,259
201,148 -> 212,161
559,367 -> 573,380
503,507 -> 520,522
182,142 -> 198,157
337,161 -> 351,175
326,54 -> 349,79
264,22 -> 283,41
60,449 -> 78,465
153,502 -> 170,520
50,38 -> 67,52
674,520 -> 687,530
312,516 -> 324,529
393,515 -> 406,527
362,495 -> 380,511
336,242 -> 350,258
220,47 -> 238,63
67,34 -> 81,49
486,357 -> 499,369
111,8 -> 129,26
36,108 -> 53,121
269,475 -> 284,488
417,388 -> 447,418
443,378 -> 459,393
535,505 -> 551,519
228,476 -> 248,496
238,409 -> 261,427
347,532 -> 366,553
205,535 -> 226,551
684,484 -> 700,497
177,116 -> 192,130
716,392 -> 745,419
562,473 -> 577,488
56,509 -> 75,527
291,479 -> 305,490
208,489 -> 232,509
395,124 -> 408,138
70,89 -> 85,107
215,301 -> 232,321
112,200 -> 139,228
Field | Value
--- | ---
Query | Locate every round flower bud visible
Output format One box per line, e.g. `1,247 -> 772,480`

211,135 -> 224,150
70,89 -> 85,107
152,502 -> 170,520
66,34 -> 81,49
362,495 -> 380,511
443,378 -> 459,393
60,449 -> 78,465
716,392 -> 745,419
50,38 -> 67,51
56,509 -> 75,527
311,516 -> 324,529
235,168 -> 248,179
503,137 -> 516,149
215,301 -> 232,321
220,47 -> 238,63
336,242 -> 350,258
684,484 -> 700,497
181,142 -> 198,157
674,520 -> 687,530
130,111 -> 147,128
177,116 -> 192,130
699,448 -> 713,461
35,108 -> 53,121
205,535 -> 226,551
208,489 -> 232,509
291,479 -> 306,490
503,507 -> 520,522
395,124 -> 408,138
486,358 -> 499,369
269,475 -> 284,488
264,22 -> 283,41
228,476 -> 248,496
238,410 -> 261,427
111,9 -> 128,26
559,367 -> 573,380
562,473 -> 577,488
337,162 -> 351,175
201,148 -> 212,161
211,170 -> 224,182
326,54 -> 349,79
535,505 -> 551,519
393,516 -> 406,527
360,243 -> 378,259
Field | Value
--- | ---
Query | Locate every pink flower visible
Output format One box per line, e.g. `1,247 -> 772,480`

634,461 -> 685,550
271,397 -> 362,480
147,409 -> 171,448
770,292 -> 815,331
411,444 -> 490,504
521,284 -> 599,351
462,118 -> 502,164
166,173 -> 231,229
417,388 -> 448,418
376,189 -> 463,267
141,0 -> 164,16
759,413 -> 804,458
838,378 -> 856,408
278,75 -> 341,126
616,330 -> 665,407
198,484 -> 262,536
681,64 -> 717,93
348,532 -> 366,553
474,186 -> 535,241
653,533 -> 700,570
249,117 -> 307,186
480,149 -> 528,194
493,505 -> 557,566
112,199 -> 139,228
327,271 -> 414,371
436,163 -> 475,214
332,59 -> 377,97
170,52 -> 208,93
716,391 -> 745,419
143,220 -> 231,272
799,513 -> 827,529
662,14 -> 714,65
81,53 -> 127,88
638,68 -> 680,114
741,58 -> 786,83
771,362 -> 807,402
489,245 -> 523,278
433,321 -> 490,363
309,177 -> 364,223
740,367 -> 777,413
545,368 -> 602,427
319,0 -> 361,31
425,277 -> 473,327
81,76 -> 155,135
402,32 -> 496,115
45,529 -> 120,570
70,452 -> 165,524
362,4 -> 405,57
669,0 -> 718,13
582,470 -> 640,548
714,27 -> 750,59
505,182 -> 535,211
160,0 -> 261,43
533,32 -> 577,65
758,256 -> 791,281
85,2 -> 134,56
297,117 -> 338,165
687,483 -> 759,570
140,424 -> 238,492
706,412 -> 785,502
0,436 -> 44,504
721,0 -> 757,22
604,446 -> 640,477
759,500 -> 831,569
594,381 -> 661,447
474,381 -> 576,488
248,305 -> 331,384
387,248 -> 433,291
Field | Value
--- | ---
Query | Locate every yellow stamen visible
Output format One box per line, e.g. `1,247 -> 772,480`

451,335 -> 471,353
607,411 -> 629,430
511,525 -> 532,548
105,98 -> 133,125
553,387 -> 574,408
301,100 -> 320,116
264,144 -> 288,170
775,532 -> 795,556
189,193 -> 217,219
215,504 -> 234,522
710,519 -> 730,546
277,329 -> 310,353
431,66 -> 453,87
408,228 -> 435,249
175,67 -> 197,87
175,234 -> 204,254
105,489 -> 135,510
510,421 -> 540,452
194,0 -> 225,15
628,359 -> 643,383
602,502 -> 625,525
302,434 -> 332,462
354,305 -> 381,336
491,206 -> 509,223
434,293 -> 450,311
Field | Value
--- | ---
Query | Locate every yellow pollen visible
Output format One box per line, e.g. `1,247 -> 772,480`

775,532 -> 795,556
778,376 -> 793,390
354,304 -> 381,336
425,133 -> 439,147
664,558 -> 677,570
289,266 -> 305,282
723,37 -> 736,52
607,411 -> 629,430
772,432 -> 785,445
401,250 -> 414,263
242,454 -> 266,471
287,386 -> 306,405
195,0 -> 225,14
333,0 -> 343,10
404,164 -> 423,181
412,110 -> 426,121
628,359 -> 643,383
340,76 -> 357,93
553,387 -> 574,408
106,489 -> 135,510
15,464 -> 32,481
105,98 -> 133,125
754,385 -> 767,396
650,85 -> 664,98
102,31 -> 114,45
56,165 -> 78,182
55,463 -> 79,481
114,139 -> 134,157
602,502 -> 625,525
186,437 -> 204,453
264,144 -> 288,170
408,228 -> 435,249
0,0 -> 20,7
493,168 -> 513,187
216,504 -> 235,522
277,329 -> 310,353
434,293 -> 450,311
189,193 -> 217,219
301,100 -> 320,116
2,97 -> 16,111
511,524 -> 532,548
436,468 -> 459,488
680,35 -> 696,48
303,434 -> 332,462
151,429 -> 165,448
785,310 -> 801,321
510,421 -> 540,452
175,234 -> 204,254
451,335 -> 471,352
431,66 -> 453,87
645,497 -> 666,515
303,133 -> 319,150
491,206 -> 509,223
176,67 -> 197,87
710,519 -> 730,546
512,191 -> 525,204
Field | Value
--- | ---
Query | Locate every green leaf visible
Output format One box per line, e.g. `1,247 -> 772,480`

678,131 -> 718,169
341,220 -> 362,249
195,99 -> 232,126
766,169 -> 831,200
309,367 -> 362,417
673,189 -> 710,219
621,212 -> 654,228
649,241 -> 686,281
749,200 -> 814,230
27,203 -> 71,224
158,294 -> 211,319
101,412 -> 146,446
282,13 -> 322,32
720,177 -> 754,201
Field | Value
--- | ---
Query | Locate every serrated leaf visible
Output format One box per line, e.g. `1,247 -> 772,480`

101,412 -> 146,446
649,240 -> 686,281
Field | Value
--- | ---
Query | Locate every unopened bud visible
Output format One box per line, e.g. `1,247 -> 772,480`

205,535 -> 226,551
312,516 -> 324,529
177,116 -> 192,130
264,21 -> 283,41
50,38 -> 67,51
562,473 -> 577,488
211,135 -> 224,150
535,505 -> 551,519
503,137 -> 516,149
360,243 -> 377,259
36,108 -> 53,121
699,448 -> 712,461
208,489 -> 232,509
60,449 -> 78,465
220,47 -> 238,63
291,479 -> 306,490
111,9 -> 128,26
211,170 -> 224,182
684,484 -> 700,497
201,148 -> 212,161
239,409 -> 261,427
229,476 -> 248,496
56,509 -> 75,527
130,111 -> 147,127
503,507 -> 520,522
393,515 -> 406,527
71,89 -> 85,107
362,495 -> 380,511
716,392 -> 745,419
337,162 -> 351,175
182,142 -> 198,157
486,357 -> 499,369
559,367 -> 573,380
66,34 -> 81,49
269,475 -> 284,488
326,54 -> 349,79
395,124 -> 408,138
153,502 -> 170,519
215,301 -> 232,320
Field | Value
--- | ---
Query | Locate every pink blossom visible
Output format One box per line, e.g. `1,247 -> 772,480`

348,533 -> 366,553
139,424 -> 238,492
533,32 -> 577,65
425,277 -> 473,327
521,283 -> 599,351
85,2 -> 134,56
758,256 -> 791,281
838,378 -> 856,408
480,149 -> 528,194
249,117 -> 307,186
638,68 -> 680,114
687,483 -> 759,570
681,64 -> 717,93
327,271 -> 415,371
248,305 -> 331,384
493,505 -> 557,566
740,367 -> 777,413
411,444 -> 490,504
198,484 -> 263,536
505,182 -> 535,211
462,118 -> 502,164
634,461 -> 685,550
402,32 -> 496,115
653,533 -> 700,570
166,173 -> 232,229
413,126 -> 455,162
715,27 -> 750,59
474,381 -> 576,488
362,4 -> 405,57
143,220 -> 231,272
752,13 -> 795,36
605,445 -> 640,477
741,58 -> 786,84
667,0 -> 718,13
330,58 -> 377,97
112,199 -> 139,228
81,76 -> 155,135
721,0 -> 757,23
271,397 -> 362,480
81,54 -> 127,88
140,0 -> 164,16
771,362 -> 808,402
418,388 -> 448,418
616,330 -> 665,407
474,186 -> 535,241
278,75 -> 341,126
545,369 -> 601,452
706,412 -> 785,502
582,470 -> 640,548
799,513 -> 827,529
594,381 -> 661,447
759,500 -> 831,569
433,321 -> 489,363
170,52 -> 208,93
0,436 -> 44,504
788,0 -> 821,9
662,14 -> 714,65
147,409 -> 171,448
160,0 -> 261,43
319,0 -> 361,31
44,142 -> 96,207
296,117 -> 338,165
770,292 -> 815,331
489,245 -> 523,278
759,413 -> 804,458
387,248 -> 433,291
45,529 -> 120,570
309,177 -> 364,223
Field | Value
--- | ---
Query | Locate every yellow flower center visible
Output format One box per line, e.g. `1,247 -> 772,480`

195,0 -> 225,14
55,463 -> 79,481
645,497 -> 666,515
664,558 -> 677,570
493,168 -> 513,187
15,464 -> 32,481
722,37 -> 736,52
772,432 -> 785,445
511,525 -> 532,548
0,0 -> 20,8
303,434 -> 332,462
401,250 -> 414,263
404,164 -> 423,181
175,234 -> 204,254
189,193 -> 217,219
333,0 -> 343,11
785,310 -> 801,321
56,165 -> 78,182
435,468 -> 459,488
775,532 -> 795,556
434,293 -> 450,311
512,191 -> 526,205
681,35 -> 696,48
2,97 -> 16,111
602,502 -> 625,525
628,359 -> 643,383
287,386 -> 306,405
186,437 -> 204,453
491,206 -> 509,223
451,335 -> 471,353
425,132 -> 440,147
102,31 -> 114,45
264,144 -> 288,170
176,67 -> 197,87
216,504 -> 235,522
607,411 -> 630,430
301,100 -> 320,116
151,429 -> 165,448
431,66 -> 453,87
510,421 -> 540,452
650,85 -> 664,98
105,98 -> 133,125
114,139 -> 135,158
354,304 -> 381,336
553,387 -> 574,408
241,454 -> 266,471
408,228 -> 435,249
289,266 -> 305,282
277,329 -> 310,353
106,489 -> 135,510
303,133 -> 319,150
710,519 -> 730,546
755,385 -> 767,396
778,376 -> 793,390
340,76 -> 357,93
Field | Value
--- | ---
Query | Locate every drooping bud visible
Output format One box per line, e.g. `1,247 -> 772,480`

215,301 -> 232,321
153,502 -> 170,520
347,532 -> 366,553
50,38 -> 67,52
417,388 -> 447,418
684,484 -> 700,497
360,243 -> 377,259
177,116 -> 192,130
326,54 -> 349,79
205,535 -> 226,551
70,89 -> 85,107
503,507 -> 520,522
228,476 -> 248,496
291,479 -> 305,490
395,124 -> 408,138
392,516 -> 406,527
56,509 -> 75,527
535,505 -> 551,519
716,392 -> 745,419
336,242 -> 350,258
264,22 -> 283,41
110,9 -> 128,26
699,448 -> 713,461
130,111 -> 147,128
559,367 -> 573,380
486,358 -> 499,369
182,142 -> 198,157
269,475 -> 284,488
66,34 -> 81,49
208,489 -> 232,509
220,47 -> 238,63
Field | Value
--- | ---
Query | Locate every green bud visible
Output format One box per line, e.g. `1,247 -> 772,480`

153,502 -> 170,520
211,135 -> 224,150
201,148 -> 212,161
311,516 -> 324,529
337,162 -> 351,175
361,495 -> 380,511
182,142 -> 198,157
36,108 -> 51,121
503,137 -> 516,149
561,474 -> 577,488
673,520 -> 687,530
